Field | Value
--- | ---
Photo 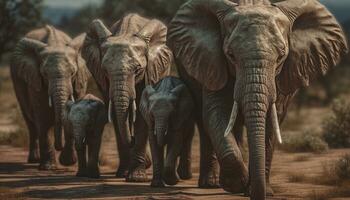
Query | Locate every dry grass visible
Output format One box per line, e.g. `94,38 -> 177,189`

294,155 -> 311,162
287,172 -> 307,183
308,154 -> 350,199
322,97 -> 350,148
280,130 -> 329,154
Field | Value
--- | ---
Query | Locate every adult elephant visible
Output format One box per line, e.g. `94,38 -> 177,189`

168,0 -> 348,199
82,14 -> 172,181
11,26 -> 90,170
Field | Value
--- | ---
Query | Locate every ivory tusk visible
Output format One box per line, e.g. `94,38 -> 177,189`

132,100 -> 137,123
71,95 -> 75,102
224,101 -> 238,137
271,103 -> 283,144
108,100 -> 112,123
48,96 -> 52,107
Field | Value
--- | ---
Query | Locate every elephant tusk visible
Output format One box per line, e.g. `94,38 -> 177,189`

224,101 -> 238,137
108,100 -> 112,123
48,96 -> 52,107
71,95 -> 75,102
271,103 -> 282,144
132,100 -> 137,123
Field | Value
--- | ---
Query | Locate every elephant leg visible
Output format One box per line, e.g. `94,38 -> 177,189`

59,123 -> 77,166
163,132 -> 181,186
113,119 -> 130,178
197,120 -> 219,188
149,131 -> 165,187
14,83 -> 40,163
202,88 -> 248,193
177,121 -> 195,180
26,118 -> 40,163
126,115 -> 149,182
87,135 -> 101,179
76,145 -> 87,177
37,123 -> 56,170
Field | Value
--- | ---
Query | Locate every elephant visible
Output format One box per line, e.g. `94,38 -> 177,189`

63,94 -> 107,178
167,0 -> 348,199
82,14 -> 173,181
11,26 -> 90,170
140,77 -> 195,187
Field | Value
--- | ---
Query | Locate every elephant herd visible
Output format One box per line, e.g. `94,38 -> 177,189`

10,0 -> 348,200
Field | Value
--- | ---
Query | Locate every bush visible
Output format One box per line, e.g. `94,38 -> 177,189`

322,98 -> 350,148
281,130 -> 329,153
335,154 -> 350,181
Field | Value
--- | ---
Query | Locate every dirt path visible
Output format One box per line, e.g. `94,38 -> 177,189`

0,143 -> 349,200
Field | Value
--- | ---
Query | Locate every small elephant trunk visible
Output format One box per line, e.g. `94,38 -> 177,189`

154,118 -> 168,147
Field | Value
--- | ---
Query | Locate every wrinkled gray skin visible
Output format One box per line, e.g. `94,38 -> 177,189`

63,94 -> 107,178
168,0 -> 348,199
11,26 -> 90,170
82,14 -> 172,181
140,77 -> 195,187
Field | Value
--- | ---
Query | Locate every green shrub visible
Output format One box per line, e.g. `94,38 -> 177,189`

281,130 -> 329,153
322,98 -> 350,148
335,154 -> 350,181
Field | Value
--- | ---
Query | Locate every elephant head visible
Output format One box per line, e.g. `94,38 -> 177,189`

82,14 -> 172,146
12,26 -> 89,151
63,94 -> 107,150
168,0 -> 348,199
140,80 -> 192,147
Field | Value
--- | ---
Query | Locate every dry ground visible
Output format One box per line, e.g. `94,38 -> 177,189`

0,66 -> 349,200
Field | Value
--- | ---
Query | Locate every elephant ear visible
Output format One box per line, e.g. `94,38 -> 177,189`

70,34 -> 91,99
275,0 -> 348,95
171,84 -> 194,130
139,85 -> 156,127
168,0 -> 237,91
11,38 -> 47,91
82,19 -> 112,101
136,19 -> 173,85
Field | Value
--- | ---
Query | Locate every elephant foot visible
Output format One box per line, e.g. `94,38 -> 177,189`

266,183 -> 274,196
145,153 -> 152,169
177,163 -> 192,180
126,166 -> 148,182
87,166 -> 100,179
76,168 -> 88,177
198,170 -> 219,188
59,148 -> 77,166
219,155 -> 248,194
163,167 -> 179,186
27,150 -> 40,163
38,161 -> 57,170
151,178 -> 165,187
115,164 -> 128,178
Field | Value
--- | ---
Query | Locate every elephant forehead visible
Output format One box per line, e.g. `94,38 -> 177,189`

69,104 -> 91,122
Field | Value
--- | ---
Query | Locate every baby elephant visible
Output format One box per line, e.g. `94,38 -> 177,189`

140,77 -> 195,187
63,94 -> 107,178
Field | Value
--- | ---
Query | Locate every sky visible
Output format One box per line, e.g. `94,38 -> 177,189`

42,0 -> 350,23
43,0 -> 102,9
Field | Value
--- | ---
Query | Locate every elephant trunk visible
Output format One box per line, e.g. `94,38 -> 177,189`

110,75 -> 133,146
154,116 -> 168,147
227,61 -> 276,200
73,125 -> 86,150
51,79 -> 73,151
243,91 -> 268,200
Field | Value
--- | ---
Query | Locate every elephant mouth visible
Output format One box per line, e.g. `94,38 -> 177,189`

224,100 -> 282,144
108,98 -> 137,147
